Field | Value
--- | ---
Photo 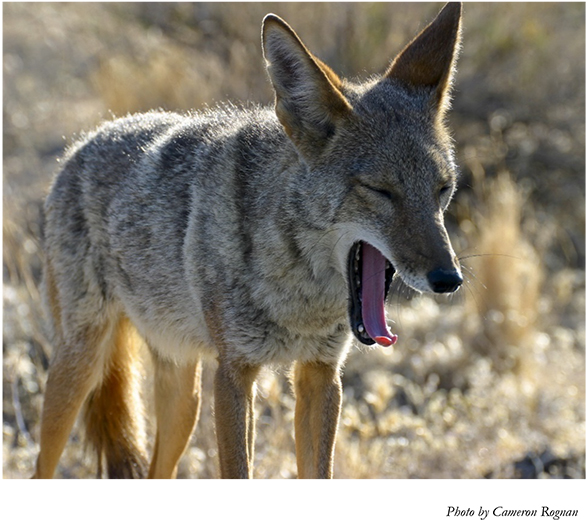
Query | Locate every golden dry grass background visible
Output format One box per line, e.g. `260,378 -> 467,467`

3,2 -> 585,479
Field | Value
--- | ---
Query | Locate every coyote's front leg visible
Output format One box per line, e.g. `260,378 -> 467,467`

214,359 -> 260,478
294,361 -> 342,478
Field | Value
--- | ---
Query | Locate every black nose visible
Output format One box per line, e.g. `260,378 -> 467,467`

427,268 -> 463,293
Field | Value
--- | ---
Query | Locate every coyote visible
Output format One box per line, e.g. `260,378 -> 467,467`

33,2 -> 463,479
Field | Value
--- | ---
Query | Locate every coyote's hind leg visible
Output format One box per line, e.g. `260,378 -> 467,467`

32,259 -> 113,478
33,329 -> 112,479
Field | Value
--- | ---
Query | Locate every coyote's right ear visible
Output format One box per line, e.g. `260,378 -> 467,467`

385,2 -> 462,116
262,14 -> 352,159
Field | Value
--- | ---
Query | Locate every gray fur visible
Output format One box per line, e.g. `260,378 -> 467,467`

45,8 -> 463,370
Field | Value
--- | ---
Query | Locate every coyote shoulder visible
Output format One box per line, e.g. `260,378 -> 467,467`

34,2 -> 463,479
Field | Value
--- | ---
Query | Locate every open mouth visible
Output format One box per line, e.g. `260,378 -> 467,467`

347,241 -> 397,347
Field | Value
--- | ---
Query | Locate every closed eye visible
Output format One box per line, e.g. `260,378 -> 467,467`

440,183 -> 455,197
364,185 -> 394,201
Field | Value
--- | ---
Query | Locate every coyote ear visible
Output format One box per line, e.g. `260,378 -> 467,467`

385,2 -> 462,115
262,14 -> 352,158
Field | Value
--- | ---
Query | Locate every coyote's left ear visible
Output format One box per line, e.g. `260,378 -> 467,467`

262,14 -> 352,159
385,2 -> 462,115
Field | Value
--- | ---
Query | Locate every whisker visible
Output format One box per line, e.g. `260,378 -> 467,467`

460,263 -> 487,291
458,252 -> 523,262
311,226 -> 344,251
328,229 -> 351,266
461,281 -> 488,322
454,262 -> 494,321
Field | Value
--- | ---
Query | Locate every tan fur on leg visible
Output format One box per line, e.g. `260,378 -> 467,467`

214,360 -> 260,478
148,356 -> 202,479
33,261 -> 108,479
294,361 -> 342,479
32,341 -> 105,479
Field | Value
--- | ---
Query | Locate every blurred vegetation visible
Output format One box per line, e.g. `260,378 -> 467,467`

3,2 -> 584,479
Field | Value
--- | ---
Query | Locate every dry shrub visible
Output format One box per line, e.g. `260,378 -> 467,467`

465,172 -> 543,374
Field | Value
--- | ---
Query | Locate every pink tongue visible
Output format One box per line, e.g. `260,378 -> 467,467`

361,242 -> 397,347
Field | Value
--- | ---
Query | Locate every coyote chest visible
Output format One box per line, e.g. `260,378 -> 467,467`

191,228 -> 352,365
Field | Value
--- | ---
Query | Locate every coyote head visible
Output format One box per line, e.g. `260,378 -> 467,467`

262,3 -> 463,346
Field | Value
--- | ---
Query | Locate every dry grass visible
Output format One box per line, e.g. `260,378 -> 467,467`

465,171 -> 543,374
3,2 -> 584,479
